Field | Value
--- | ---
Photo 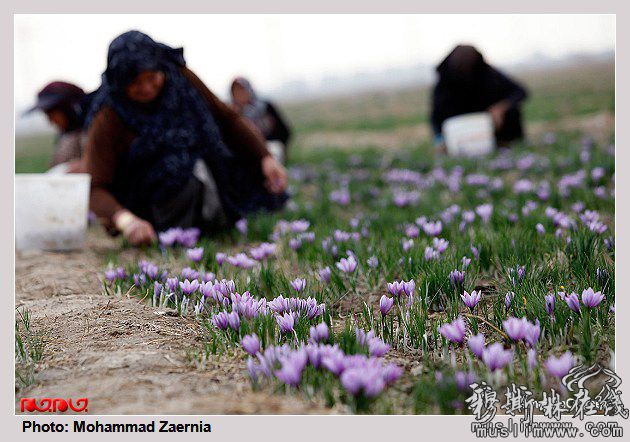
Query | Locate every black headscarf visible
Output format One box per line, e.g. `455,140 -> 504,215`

431,45 -> 528,141
86,31 -> 286,223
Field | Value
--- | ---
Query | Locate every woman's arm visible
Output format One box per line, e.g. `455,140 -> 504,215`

83,107 -> 127,227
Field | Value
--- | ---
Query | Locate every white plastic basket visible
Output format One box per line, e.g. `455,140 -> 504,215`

443,112 -> 496,156
15,173 -> 91,251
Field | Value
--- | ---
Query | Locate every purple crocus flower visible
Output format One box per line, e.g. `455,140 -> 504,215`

241,334 -> 261,355
432,238 -> 449,253
461,257 -> 471,269
545,294 -> 556,316
503,316 -> 529,341
438,317 -> 466,344
318,266 -> 332,283
423,220 -> 443,237
179,279 -> 200,296
235,218 -> 248,235
581,287 -> 605,308
275,349 -> 308,387
505,292 -> 514,310
309,323 -> 329,343
366,256 -> 379,269
181,267 -> 199,281
211,311 -> 230,330
186,247 -> 204,263
382,363 -> 403,385
527,348 -> 537,369
104,269 -> 117,283
535,223 -> 546,235
276,312 -> 296,334
368,338 -> 390,357
482,343 -> 514,372
227,311 -> 240,331
340,365 -> 385,398
335,256 -> 357,273
468,333 -> 485,358
454,371 -> 477,392
566,292 -> 581,313
461,290 -> 481,312
402,279 -> 415,297
475,204 -> 493,223
470,245 -> 480,260
524,319 -> 541,347
215,252 -> 227,267
290,278 -> 306,293
379,295 -> 394,316
165,277 -> 179,293
387,281 -> 403,297
449,270 -> 465,287
545,351 -> 575,378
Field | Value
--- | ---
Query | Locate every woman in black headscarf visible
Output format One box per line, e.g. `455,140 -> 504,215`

431,45 -> 528,148
230,77 -> 292,163
84,31 -> 288,246
26,81 -> 91,172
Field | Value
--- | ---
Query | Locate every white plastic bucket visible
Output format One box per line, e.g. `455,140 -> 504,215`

443,112 -> 496,156
15,174 -> 91,251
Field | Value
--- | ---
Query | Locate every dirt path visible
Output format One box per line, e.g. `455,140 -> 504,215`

15,229 -> 334,414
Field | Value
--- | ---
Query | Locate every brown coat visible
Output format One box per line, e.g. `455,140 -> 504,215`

84,67 -> 271,228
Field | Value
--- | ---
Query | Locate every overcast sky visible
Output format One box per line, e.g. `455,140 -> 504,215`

15,14 -> 614,113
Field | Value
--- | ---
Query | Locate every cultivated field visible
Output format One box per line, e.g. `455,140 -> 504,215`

15,61 -> 615,414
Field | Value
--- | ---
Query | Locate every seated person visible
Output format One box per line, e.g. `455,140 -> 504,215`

25,81 -> 90,172
431,45 -> 528,149
84,31 -> 288,246
230,77 -> 292,163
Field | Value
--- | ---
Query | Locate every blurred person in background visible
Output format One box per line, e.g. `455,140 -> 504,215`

84,31 -> 288,246
25,81 -> 90,173
431,45 -> 528,151
230,77 -> 292,164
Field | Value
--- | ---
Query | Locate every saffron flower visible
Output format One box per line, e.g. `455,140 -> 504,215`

581,287 -> 604,308
275,349 -> 308,387
545,294 -> 556,316
379,295 -> 394,316
503,316 -> 530,341
366,256 -> 379,269
367,338 -> 390,357
179,279 -> 200,296
449,269 -> 465,287
545,351 -> 575,378
422,220 -> 442,236
227,311 -> 240,331
276,312 -> 296,334
211,311 -> 230,330
290,278 -> 306,293
318,266 -> 332,283
461,290 -> 481,311
565,292 -> 581,313
235,218 -> 248,235
309,323 -> 329,343
186,247 -> 204,263
215,252 -> 227,266
165,277 -> 179,293
468,333 -> 485,358
241,334 -> 261,356
335,255 -> 357,273
438,317 -> 466,344
482,343 -> 514,372
104,269 -> 117,283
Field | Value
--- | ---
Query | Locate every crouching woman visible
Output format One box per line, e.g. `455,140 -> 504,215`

84,31 -> 288,246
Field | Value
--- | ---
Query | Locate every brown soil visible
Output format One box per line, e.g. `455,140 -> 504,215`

15,229 -> 335,415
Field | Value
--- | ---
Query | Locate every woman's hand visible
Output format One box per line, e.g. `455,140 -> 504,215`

261,155 -> 288,194
113,209 -> 157,246
487,100 -> 510,131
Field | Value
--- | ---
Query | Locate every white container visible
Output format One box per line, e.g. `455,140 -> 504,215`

15,174 -> 91,251
443,112 -> 496,156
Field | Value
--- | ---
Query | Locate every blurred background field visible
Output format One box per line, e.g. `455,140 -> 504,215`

15,59 -> 614,173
